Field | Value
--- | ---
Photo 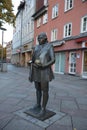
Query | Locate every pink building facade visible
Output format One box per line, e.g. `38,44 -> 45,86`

32,0 -> 87,78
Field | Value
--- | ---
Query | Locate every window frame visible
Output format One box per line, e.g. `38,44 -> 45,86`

36,36 -> 39,45
51,28 -> 58,41
44,0 -> 48,5
64,23 -> 72,38
64,0 -> 73,12
43,12 -> 48,24
81,15 -> 87,33
52,4 -> 58,19
82,0 -> 86,2
37,18 -> 41,28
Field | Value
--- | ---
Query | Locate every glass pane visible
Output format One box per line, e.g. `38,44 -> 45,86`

55,53 -> 65,73
74,69 -> 76,72
83,51 -> 87,71
69,52 -> 76,73
60,53 -> 65,72
71,63 -> 73,67
71,68 -> 72,72
55,53 -> 59,72
70,0 -> 72,8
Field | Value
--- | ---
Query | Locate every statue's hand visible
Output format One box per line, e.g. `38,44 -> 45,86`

35,59 -> 42,67
35,59 -> 41,64
27,60 -> 32,66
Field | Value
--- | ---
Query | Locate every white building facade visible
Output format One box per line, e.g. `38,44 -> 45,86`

12,0 -> 36,67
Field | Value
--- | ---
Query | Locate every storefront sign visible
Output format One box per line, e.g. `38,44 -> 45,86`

82,41 -> 87,48
16,49 -> 21,53
53,40 -> 65,47
77,54 -> 80,58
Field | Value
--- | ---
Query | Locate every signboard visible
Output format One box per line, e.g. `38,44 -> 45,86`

82,41 -> 87,48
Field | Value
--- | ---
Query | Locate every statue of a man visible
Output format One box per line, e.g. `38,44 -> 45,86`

29,32 -> 55,117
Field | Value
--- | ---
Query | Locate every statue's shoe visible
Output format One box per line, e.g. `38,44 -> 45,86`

37,109 -> 46,117
32,104 -> 41,114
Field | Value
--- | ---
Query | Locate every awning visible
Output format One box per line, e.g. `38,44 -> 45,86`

52,40 -> 65,47
76,37 -> 87,43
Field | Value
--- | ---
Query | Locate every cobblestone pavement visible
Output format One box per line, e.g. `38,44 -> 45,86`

0,64 -> 87,130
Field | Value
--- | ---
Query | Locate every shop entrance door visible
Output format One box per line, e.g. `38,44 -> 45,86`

82,51 -> 87,78
55,52 -> 65,74
69,52 -> 76,74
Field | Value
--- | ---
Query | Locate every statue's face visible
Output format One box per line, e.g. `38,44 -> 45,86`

38,38 -> 45,45
38,33 -> 47,45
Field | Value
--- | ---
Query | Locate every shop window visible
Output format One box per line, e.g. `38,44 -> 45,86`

83,51 -> 87,71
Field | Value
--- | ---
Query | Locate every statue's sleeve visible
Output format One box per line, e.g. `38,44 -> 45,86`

42,44 -> 55,68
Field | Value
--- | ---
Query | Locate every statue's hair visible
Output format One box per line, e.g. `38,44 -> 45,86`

38,32 -> 48,41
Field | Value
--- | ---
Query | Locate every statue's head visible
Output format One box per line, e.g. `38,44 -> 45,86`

38,32 -> 48,44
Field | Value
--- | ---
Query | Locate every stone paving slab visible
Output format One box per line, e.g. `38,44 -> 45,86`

0,114 -> 14,129
72,116 -> 87,130
0,64 -> 87,130
61,100 -> 78,110
4,116 -> 44,130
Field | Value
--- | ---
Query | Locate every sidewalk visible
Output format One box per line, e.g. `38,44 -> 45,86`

0,64 -> 87,130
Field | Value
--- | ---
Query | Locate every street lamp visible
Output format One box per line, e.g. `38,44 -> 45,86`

0,27 -> 7,71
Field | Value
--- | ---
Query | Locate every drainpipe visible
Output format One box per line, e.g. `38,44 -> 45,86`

20,10 -> 23,66
0,27 -> 6,71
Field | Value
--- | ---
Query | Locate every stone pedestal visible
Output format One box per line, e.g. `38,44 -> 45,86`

15,107 -> 65,130
24,108 -> 56,121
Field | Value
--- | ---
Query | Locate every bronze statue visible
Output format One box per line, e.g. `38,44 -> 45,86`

28,32 -> 55,117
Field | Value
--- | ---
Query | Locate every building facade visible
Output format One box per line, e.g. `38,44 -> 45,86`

12,0 -> 36,67
6,41 -> 12,63
32,0 -> 87,78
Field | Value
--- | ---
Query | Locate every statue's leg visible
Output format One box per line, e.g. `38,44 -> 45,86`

36,88 -> 42,108
42,82 -> 49,111
38,82 -> 49,117
34,82 -> 42,110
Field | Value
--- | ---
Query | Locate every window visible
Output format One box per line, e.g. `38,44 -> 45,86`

28,22 -> 30,33
65,0 -> 73,12
26,0 -> 32,7
44,0 -> 48,5
43,13 -> 48,24
31,20 -> 34,32
37,18 -> 41,27
64,23 -> 72,38
81,15 -> 87,33
82,0 -> 86,2
51,29 -> 58,41
52,4 -> 58,19
36,36 -> 39,45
